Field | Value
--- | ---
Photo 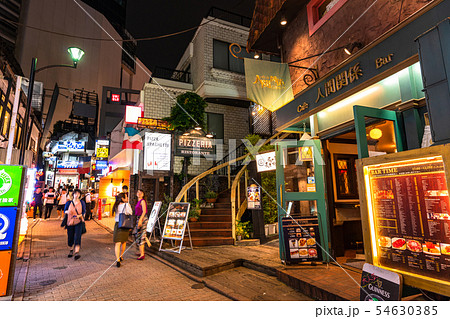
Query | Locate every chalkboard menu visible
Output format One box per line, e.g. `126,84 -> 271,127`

282,216 -> 323,263
365,156 -> 450,283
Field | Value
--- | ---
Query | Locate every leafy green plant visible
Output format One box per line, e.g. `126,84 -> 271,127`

205,191 -> 218,199
236,220 -> 252,239
163,92 -> 207,132
262,171 -> 278,224
188,202 -> 201,219
161,194 -> 173,217
243,134 -> 275,160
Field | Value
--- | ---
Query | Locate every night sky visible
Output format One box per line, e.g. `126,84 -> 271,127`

126,0 -> 255,71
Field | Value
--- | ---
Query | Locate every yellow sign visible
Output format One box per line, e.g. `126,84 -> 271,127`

137,117 -> 172,130
375,54 -> 394,69
96,147 -> 109,158
253,75 -> 286,89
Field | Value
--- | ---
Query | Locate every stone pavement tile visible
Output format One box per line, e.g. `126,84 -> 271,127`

18,217 -> 230,301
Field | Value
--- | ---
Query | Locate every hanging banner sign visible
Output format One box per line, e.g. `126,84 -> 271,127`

144,132 -> 172,171
147,201 -> 162,233
176,135 -> 215,157
256,151 -> 276,172
95,140 -> 110,159
282,216 -> 323,263
161,202 -> 190,240
360,263 -> 402,301
247,185 -> 261,209
244,58 -> 294,112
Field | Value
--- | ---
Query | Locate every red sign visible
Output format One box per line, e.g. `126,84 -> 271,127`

58,169 -> 78,175
111,93 -> 120,102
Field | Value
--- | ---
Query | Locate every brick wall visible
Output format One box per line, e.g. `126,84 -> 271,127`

281,0 -> 431,95
143,83 -> 188,119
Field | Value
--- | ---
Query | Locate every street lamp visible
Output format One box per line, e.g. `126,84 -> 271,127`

19,47 -> 85,165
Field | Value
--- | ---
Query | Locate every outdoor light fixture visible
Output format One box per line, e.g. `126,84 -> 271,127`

183,132 -> 190,136
344,42 -> 363,55
254,52 -> 260,59
252,111 -> 257,116
206,132 -> 214,138
280,15 -> 287,26
67,47 -> 85,67
194,125 -> 202,130
369,128 -> 383,140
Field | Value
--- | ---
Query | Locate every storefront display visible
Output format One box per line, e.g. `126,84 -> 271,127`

282,216 -> 323,263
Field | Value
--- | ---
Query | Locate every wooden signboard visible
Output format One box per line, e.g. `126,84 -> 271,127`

356,144 -> 450,296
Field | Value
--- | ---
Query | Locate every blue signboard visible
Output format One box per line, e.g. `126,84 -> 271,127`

0,207 -> 17,251
56,160 -> 79,169
95,160 -> 108,170
52,141 -> 85,153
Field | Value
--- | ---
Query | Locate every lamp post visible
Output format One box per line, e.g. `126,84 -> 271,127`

19,47 -> 85,165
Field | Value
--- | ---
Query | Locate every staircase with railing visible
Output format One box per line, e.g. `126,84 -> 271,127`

176,131 -> 289,246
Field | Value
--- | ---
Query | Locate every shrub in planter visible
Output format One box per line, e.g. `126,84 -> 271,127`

205,191 -> 218,203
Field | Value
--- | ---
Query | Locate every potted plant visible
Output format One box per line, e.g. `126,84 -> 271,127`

188,199 -> 201,222
205,190 -> 218,203
235,220 -> 251,241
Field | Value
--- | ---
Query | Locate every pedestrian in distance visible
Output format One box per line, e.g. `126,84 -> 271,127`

64,189 -> 86,261
134,189 -> 151,260
44,187 -> 56,219
112,192 -> 133,267
56,188 -> 68,220
83,190 -> 92,220
32,187 -> 44,220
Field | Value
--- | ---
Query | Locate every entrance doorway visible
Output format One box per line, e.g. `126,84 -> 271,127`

324,118 -> 400,260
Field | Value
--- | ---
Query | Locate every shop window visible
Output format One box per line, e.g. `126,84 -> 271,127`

206,112 -> 224,140
213,40 -> 255,74
307,0 -> 348,36
283,147 -> 315,193
334,154 -> 358,200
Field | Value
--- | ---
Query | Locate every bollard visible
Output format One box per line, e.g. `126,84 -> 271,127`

98,198 -> 102,221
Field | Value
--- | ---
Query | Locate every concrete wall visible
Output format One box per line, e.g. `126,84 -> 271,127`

281,0 -> 432,95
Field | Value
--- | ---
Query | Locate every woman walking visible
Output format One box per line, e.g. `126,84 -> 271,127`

56,188 -> 68,220
134,189 -> 150,260
112,193 -> 133,267
64,189 -> 86,260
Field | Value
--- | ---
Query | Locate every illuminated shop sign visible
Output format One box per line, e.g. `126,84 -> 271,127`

125,105 -> 143,124
56,161 -> 79,169
0,165 -> 24,207
176,136 -> 215,157
111,93 -> 120,102
95,160 -> 108,170
51,141 -> 85,153
95,140 -> 110,158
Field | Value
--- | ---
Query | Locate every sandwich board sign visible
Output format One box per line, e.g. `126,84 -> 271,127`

360,263 -> 402,301
159,202 -> 192,254
146,201 -> 162,234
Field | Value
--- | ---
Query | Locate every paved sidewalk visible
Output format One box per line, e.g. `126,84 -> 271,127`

16,218 -> 229,301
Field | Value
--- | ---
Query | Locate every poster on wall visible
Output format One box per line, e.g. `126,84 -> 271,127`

247,185 -> 261,209
144,132 -> 171,171
256,151 -> 276,172
161,202 -> 190,240
147,201 -> 162,233
364,156 -> 450,283
282,216 -> 323,263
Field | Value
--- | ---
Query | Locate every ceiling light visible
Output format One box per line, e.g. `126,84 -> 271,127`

254,53 -> 260,59
369,128 -> 383,140
280,16 -> 287,26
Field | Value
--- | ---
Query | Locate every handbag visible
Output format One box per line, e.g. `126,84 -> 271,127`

118,204 -> 133,229
67,202 -> 82,226
61,214 -> 68,228
81,221 -> 87,234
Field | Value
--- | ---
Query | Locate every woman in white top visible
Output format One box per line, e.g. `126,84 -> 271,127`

112,192 -> 133,267
44,187 -> 56,219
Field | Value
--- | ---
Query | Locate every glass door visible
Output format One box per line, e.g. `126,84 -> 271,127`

275,139 -> 330,262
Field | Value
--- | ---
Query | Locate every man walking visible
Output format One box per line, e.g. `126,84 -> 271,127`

44,187 -> 56,219
33,188 -> 44,220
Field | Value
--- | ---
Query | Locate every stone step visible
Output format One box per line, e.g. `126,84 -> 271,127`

191,237 -> 234,246
200,215 -> 232,222
201,208 -> 232,215
189,221 -> 232,229
190,229 -> 232,238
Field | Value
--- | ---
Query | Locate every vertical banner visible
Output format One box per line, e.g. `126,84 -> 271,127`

244,58 -> 294,112
0,164 -> 25,297
247,185 -> 261,209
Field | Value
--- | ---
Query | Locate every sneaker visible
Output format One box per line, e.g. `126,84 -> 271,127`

116,261 -> 121,268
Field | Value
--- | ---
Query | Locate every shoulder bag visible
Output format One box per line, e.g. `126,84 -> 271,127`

118,204 -> 133,229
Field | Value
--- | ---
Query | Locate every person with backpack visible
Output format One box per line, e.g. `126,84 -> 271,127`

64,189 -> 86,261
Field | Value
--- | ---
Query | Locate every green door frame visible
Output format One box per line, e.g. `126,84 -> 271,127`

353,105 -> 405,159
275,139 -> 330,262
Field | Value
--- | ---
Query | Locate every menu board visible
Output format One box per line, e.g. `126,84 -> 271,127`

161,202 -> 190,240
247,186 -> 261,209
365,156 -> 450,283
282,216 -> 323,263
146,201 -> 162,233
